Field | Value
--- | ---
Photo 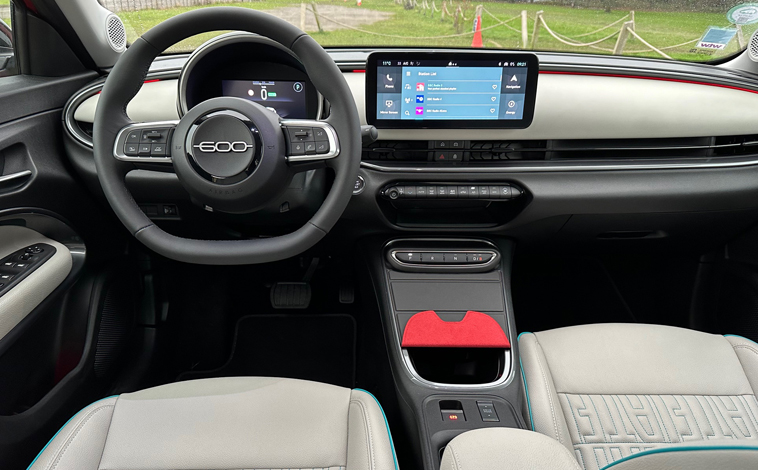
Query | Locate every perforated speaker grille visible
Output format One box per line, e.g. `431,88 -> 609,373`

106,14 -> 126,53
750,30 -> 758,63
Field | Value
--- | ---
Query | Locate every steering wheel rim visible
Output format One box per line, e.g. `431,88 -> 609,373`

93,7 -> 361,265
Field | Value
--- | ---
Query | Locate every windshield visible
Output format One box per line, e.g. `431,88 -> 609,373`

104,0 -> 758,62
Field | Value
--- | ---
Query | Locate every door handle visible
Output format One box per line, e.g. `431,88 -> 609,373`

0,170 -> 32,191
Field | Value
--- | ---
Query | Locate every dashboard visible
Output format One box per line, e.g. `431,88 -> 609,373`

61,37 -> 758,250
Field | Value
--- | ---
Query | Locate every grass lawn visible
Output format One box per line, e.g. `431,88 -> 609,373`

0,0 -> 9,26
112,0 -> 758,61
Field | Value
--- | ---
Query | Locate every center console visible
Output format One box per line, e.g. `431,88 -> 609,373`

362,236 -> 526,470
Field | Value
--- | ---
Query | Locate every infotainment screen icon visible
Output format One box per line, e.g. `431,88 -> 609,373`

366,52 -> 539,129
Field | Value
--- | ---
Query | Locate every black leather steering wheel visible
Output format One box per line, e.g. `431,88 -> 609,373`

93,7 -> 361,265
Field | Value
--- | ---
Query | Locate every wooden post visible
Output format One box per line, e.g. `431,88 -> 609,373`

521,10 -> 528,50
311,1 -> 323,33
737,24 -> 747,48
530,11 -> 543,50
454,6 -> 461,33
431,1 -> 435,18
629,10 -> 635,31
300,2 -> 306,31
441,1 -> 446,21
613,21 -> 633,55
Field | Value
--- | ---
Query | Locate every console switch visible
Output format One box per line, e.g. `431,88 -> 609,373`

442,410 -> 466,422
423,252 -> 445,264
477,401 -> 499,422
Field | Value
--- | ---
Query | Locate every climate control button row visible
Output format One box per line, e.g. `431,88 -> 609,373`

383,184 -> 523,200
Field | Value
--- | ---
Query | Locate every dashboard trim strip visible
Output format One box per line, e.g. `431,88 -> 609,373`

359,158 -> 758,173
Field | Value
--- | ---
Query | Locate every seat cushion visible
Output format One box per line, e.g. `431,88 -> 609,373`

28,377 -> 397,470
519,324 -> 758,470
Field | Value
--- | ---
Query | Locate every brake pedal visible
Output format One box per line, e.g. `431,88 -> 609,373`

270,282 -> 312,309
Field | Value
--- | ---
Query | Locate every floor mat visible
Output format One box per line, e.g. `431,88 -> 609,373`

179,314 -> 356,388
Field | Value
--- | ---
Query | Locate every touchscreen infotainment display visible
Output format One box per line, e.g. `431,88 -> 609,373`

221,80 -> 307,119
366,52 -> 538,129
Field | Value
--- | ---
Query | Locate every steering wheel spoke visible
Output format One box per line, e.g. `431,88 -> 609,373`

281,120 -> 340,164
114,120 -> 178,164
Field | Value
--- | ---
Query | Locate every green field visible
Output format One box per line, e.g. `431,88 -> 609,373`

115,0 -> 754,61
0,0 -> 9,26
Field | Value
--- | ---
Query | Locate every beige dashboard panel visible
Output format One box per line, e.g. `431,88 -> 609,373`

72,72 -> 758,141
74,79 -> 180,124
350,71 -> 758,140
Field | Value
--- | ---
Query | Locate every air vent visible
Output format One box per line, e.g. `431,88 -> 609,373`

469,140 -> 547,161
362,136 -> 758,165
363,141 -> 431,162
362,140 -> 547,162
548,137 -> 714,160
713,134 -> 758,156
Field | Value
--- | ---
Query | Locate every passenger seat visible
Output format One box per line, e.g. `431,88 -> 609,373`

517,324 -> 758,469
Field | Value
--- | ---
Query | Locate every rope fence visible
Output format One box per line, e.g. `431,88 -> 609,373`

530,10 -> 709,58
94,1 -> 735,60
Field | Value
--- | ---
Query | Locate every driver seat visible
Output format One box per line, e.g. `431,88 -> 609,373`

27,377 -> 398,470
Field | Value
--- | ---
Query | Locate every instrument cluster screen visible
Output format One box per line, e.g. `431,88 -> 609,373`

222,80 -> 308,119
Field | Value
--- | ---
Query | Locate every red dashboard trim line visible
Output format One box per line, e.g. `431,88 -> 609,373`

539,70 -> 758,95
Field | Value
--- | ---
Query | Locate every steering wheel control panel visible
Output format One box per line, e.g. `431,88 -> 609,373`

0,243 -> 56,297
115,122 -> 177,163
382,183 -> 523,201
282,121 -> 340,162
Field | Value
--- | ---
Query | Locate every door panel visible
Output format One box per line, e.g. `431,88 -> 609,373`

0,71 -> 137,468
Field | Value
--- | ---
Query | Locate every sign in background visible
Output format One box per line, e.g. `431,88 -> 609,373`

728,3 -> 758,25
697,26 -> 738,50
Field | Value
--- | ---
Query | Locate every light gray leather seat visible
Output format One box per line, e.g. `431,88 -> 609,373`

27,377 -> 398,470
519,324 -> 758,470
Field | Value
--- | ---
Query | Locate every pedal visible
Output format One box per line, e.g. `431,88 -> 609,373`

339,283 -> 355,304
270,282 -> 312,309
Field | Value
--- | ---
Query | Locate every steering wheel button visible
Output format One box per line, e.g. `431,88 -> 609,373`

126,131 -> 141,143
313,128 -> 328,142
151,144 -> 166,156
287,127 -> 314,142
289,142 -> 305,155
124,144 -> 139,156
304,142 -> 317,154
138,144 -> 152,155
315,141 -> 329,154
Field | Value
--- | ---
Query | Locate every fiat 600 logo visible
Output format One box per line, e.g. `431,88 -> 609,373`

194,141 -> 252,153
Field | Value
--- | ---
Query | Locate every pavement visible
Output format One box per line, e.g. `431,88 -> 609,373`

264,4 -> 393,32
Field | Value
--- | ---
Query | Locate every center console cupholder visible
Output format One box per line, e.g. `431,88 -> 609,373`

407,347 -> 506,385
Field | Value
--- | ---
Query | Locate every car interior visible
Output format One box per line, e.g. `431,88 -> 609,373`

2,0 -> 758,469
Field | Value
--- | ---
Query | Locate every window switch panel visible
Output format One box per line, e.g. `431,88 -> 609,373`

0,243 -> 56,298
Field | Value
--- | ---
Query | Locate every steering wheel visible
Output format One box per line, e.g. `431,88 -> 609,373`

93,7 -> 361,265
